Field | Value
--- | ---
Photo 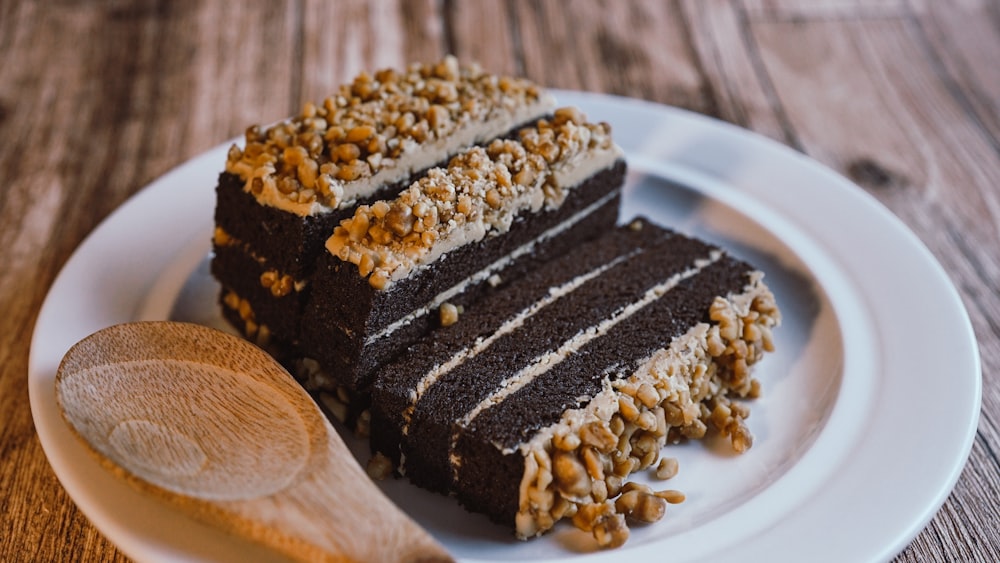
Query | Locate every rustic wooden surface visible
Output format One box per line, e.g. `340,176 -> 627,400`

1,0 -> 997,561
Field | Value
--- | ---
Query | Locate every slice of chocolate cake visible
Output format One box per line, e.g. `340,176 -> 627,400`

298,108 -> 625,397
211,57 -> 555,356
370,218 -> 780,546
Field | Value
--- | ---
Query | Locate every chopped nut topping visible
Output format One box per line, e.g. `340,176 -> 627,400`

614,488 -> 666,523
514,278 -> 781,547
225,56 -> 552,214
326,108 -> 617,289
591,512 -> 629,548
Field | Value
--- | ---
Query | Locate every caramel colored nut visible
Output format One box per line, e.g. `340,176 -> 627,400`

571,502 -> 613,533
621,481 -> 653,495
636,383 -> 659,409
337,159 -> 370,181
553,431 -> 581,452
371,200 -> 391,219
615,489 -> 666,523
369,270 -> 389,289
346,124 -> 375,143
333,142 -> 361,163
439,302 -> 459,327
581,446 -> 605,481
213,227 -> 233,247
554,106 -> 586,125
591,478 -> 608,503
580,422 -> 617,453
553,451 -> 591,499
655,457 -> 679,480
655,489 -> 686,504
385,203 -> 415,237
358,253 -> 375,277
348,213 -> 370,242
592,512 -> 629,548
366,452 -> 393,480
605,474 -> 623,497
618,395 -> 640,422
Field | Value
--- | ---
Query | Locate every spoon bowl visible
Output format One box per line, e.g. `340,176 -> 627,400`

56,321 -> 451,562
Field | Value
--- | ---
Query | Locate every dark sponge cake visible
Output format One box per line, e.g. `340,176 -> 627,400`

298,108 -> 625,395
211,58 -> 783,549
370,218 -> 781,545
211,56 -> 555,355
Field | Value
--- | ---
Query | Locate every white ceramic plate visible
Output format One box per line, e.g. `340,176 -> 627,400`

29,92 -> 980,562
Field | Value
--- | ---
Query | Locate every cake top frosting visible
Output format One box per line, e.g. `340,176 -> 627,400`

224,56 -> 554,216
325,107 -> 623,290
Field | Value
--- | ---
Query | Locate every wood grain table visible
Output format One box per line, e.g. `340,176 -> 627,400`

2,1 -> 997,561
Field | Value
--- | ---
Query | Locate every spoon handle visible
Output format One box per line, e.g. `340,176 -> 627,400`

201,420 -> 452,562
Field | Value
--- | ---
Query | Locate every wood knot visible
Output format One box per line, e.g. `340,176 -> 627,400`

847,158 -> 906,190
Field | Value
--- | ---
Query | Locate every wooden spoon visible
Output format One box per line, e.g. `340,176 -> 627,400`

55,321 -> 452,563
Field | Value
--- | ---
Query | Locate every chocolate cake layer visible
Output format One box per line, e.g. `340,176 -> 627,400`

300,160 -> 624,391
376,222 -> 720,489
451,259 -> 749,520
295,106 -> 625,394
211,242 -> 304,339
369,221 -> 663,465
369,219 -> 781,541
214,170 -> 421,279
212,125 -> 538,346
216,288 -> 298,368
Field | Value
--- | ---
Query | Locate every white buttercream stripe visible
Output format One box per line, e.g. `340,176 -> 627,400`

365,189 -> 620,345
400,248 -> 642,435
452,249 -> 723,436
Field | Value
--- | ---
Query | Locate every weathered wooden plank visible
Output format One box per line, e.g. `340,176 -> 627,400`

750,7 -> 1000,348
188,3 -> 301,137
446,0 -> 520,75
896,435 -> 1000,562
680,0 -> 795,144
0,3 -> 299,560
298,0 -> 445,106
743,0 -> 908,18
397,0 -> 447,64
0,4 -> 129,559
511,0 -> 717,115
0,1 -> 297,272
908,0 -> 1000,150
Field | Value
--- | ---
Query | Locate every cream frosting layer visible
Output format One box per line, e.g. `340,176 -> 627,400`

237,97 -> 554,216
325,108 -> 622,290
224,56 -> 555,217
365,188 -> 621,348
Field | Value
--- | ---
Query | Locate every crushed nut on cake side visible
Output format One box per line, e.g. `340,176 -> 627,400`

513,276 -> 780,546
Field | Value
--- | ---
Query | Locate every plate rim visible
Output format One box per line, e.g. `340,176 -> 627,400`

28,90 -> 981,563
